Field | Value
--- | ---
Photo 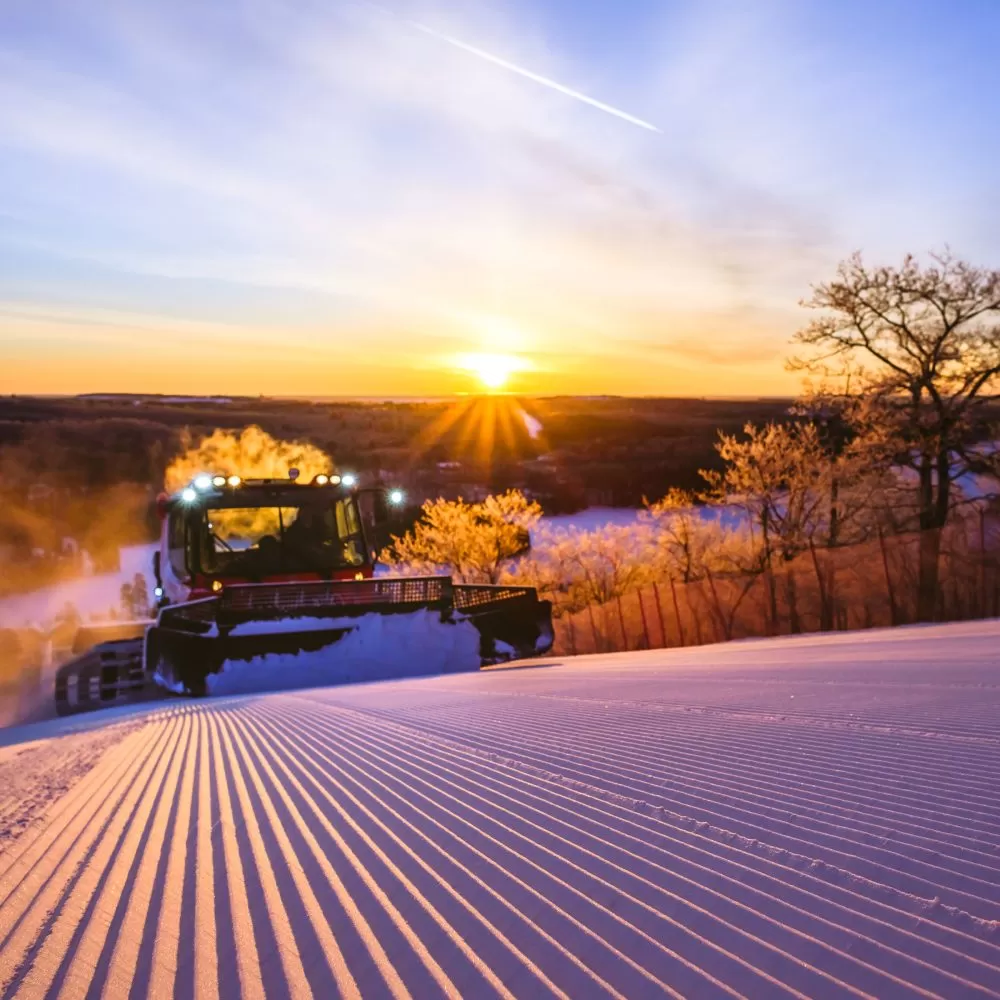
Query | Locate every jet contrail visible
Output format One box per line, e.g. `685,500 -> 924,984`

363,3 -> 661,133
410,22 -> 661,133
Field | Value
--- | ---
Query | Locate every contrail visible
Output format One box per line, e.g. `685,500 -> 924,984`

365,4 -> 661,133
410,22 -> 661,133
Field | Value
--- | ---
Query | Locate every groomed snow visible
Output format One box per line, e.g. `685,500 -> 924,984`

536,503 -> 748,538
538,507 -> 644,533
1,621 -> 1000,997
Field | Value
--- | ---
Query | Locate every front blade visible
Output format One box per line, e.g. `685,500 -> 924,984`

144,577 -> 554,697
146,607 -> 481,696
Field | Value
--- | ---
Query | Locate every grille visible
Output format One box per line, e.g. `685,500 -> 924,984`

453,585 -> 536,610
220,577 -> 451,614
159,577 -> 541,629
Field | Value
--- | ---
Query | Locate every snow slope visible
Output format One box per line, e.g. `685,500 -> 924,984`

0,543 -> 156,629
539,507 -> 644,533
537,503 -> 748,538
1,621 -> 1000,997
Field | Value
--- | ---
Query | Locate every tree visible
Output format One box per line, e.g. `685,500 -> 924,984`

701,422 -> 833,632
382,490 -> 540,584
791,390 -> 900,548
642,489 -> 703,583
130,572 -> 150,618
119,581 -> 134,619
792,251 -> 1000,618
702,422 -> 831,559
513,523 -> 658,610
641,488 -> 740,584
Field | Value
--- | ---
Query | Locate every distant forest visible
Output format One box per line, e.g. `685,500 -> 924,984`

0,393 -> 791,595
0,393 -> 793,498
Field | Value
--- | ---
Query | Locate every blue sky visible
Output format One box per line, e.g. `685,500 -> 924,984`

1,0 -> 998,395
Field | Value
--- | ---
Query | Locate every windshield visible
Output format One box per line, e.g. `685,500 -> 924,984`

189,499 -> 367,576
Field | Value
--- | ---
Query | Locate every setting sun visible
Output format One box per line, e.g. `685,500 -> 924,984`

459,352 -> 525,392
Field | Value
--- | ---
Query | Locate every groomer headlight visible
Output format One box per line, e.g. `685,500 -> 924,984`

227,475 -> 241,487
341,473 -> 357,487
389,489 -> 405,505
212,475 -> 227,488
314,474 -> 330,486
193,475 -> 213,491
181,487 -> 198,503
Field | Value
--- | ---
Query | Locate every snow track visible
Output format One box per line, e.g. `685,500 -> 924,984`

1,622 -> 999,997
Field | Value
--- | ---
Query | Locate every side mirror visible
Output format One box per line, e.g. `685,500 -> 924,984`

151,550 -> 167,607
371,490 -> 390,526
155,492 -> 170,521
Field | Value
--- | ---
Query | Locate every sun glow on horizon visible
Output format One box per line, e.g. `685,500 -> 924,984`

457,352 -> 528,392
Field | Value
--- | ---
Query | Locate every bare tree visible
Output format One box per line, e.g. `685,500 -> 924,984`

792,251 -> 1000,619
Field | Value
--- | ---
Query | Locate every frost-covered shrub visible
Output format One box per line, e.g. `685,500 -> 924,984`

382,490 -> 540,584
506,522 -> 659,613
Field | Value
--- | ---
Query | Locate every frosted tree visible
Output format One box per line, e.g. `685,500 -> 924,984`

119,581 -> 134,619
383,490 -> 540,584
640,488 -> 745,583
701,422 -> 834,631
130,573 -> 150,617
509,524 -> 658,612
791,389 -> 903,545
701,422 -> 831,562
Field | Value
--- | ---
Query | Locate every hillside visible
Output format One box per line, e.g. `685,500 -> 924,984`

0,622 -> 999,996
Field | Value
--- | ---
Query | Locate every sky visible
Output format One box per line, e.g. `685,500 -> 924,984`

1,0 -> 998,397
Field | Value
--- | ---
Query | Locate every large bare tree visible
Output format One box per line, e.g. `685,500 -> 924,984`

791,251 -> 1000,618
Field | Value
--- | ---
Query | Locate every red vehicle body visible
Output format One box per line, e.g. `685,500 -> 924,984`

152,474 -> 382,606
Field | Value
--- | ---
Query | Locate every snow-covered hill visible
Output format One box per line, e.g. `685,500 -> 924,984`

0,543 -> 156,629
1,621 -> 999,997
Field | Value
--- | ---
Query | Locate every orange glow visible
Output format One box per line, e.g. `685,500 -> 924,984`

405,395 -> 548,473
0,308 -> 802,398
